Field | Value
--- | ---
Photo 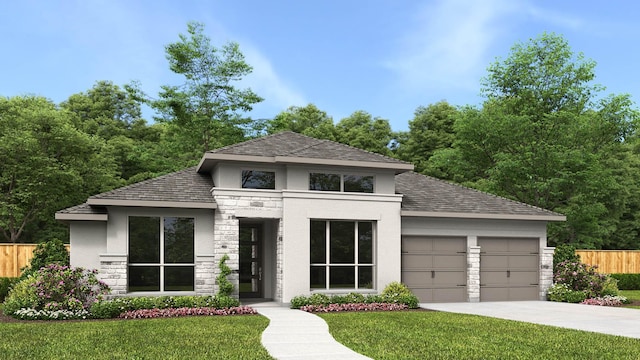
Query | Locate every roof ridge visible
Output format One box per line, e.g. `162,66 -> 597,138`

89,167 -> 198,199
207,131 -> 296,154
317,137 -> 410,164
402,171 -> 560,215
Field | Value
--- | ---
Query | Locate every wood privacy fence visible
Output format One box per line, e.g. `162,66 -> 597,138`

0,244 -> 71,278
576,250 -> 640,274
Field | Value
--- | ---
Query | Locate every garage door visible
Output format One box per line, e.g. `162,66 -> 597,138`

401,236 -> 467,302
479,237 -> 539,301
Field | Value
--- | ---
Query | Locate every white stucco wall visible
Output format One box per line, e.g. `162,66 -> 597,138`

280,190 -> 403,302
212,163 -> 286,189
285,165 -> 397,194
69,221 -> 107,270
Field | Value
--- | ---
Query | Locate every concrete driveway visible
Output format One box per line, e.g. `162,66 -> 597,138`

421,301 -> 640,339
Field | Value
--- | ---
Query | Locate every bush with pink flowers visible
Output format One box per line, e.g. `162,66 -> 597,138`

118,306 -> 257,319
580,295 -> 628,307
300,303 -> 408,313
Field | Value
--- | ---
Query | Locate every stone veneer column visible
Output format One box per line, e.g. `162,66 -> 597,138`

195,255 -> 216,295
540,246 -> 555,300
275,219 -> 284,302
213,202 -> 240,297
99,254 -> 127,297
467,246 -> 481,302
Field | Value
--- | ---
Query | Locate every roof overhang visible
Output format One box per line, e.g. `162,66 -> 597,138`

401,210 -> 566,222
55,213 -> 109,222
197,153 -> 414,173
86,198 -> 217,209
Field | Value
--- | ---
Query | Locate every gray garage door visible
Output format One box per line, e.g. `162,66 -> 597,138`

401,236 -> 467,302
479,237 -> 539,301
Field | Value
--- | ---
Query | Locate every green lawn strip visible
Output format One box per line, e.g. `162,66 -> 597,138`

620,290 -> 640,301
0,315 -> 272,360
319,311 -> 640,360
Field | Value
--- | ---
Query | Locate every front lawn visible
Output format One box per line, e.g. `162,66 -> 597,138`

620,290 -> 640,309
0,315 -> 272,360
319,311 -> 640,360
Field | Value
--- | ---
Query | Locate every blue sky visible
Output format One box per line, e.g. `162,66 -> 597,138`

2,0 -> 639,131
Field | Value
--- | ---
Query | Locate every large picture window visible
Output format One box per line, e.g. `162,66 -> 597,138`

310,220 -> 374,290
309,173 -> 374,193
128,216 -> 195,292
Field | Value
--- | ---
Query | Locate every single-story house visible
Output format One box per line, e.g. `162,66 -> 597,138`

56,131 -> 565,303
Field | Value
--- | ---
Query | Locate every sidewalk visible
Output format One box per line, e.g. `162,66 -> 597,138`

255,304 -> 371,360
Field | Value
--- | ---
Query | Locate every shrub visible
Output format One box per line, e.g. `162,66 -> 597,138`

118,306 -> 256,319
290,283 -> 419,310
553,260 -> 608,299
2,276 -> 39,315
552,244 -> 580,273
600,277 -> 619,296
381,282 -> 419,308
216,254 -> 234,297
547,283 -> 586,303
20,239 -> 69,279
0,277 -> 19,303
12,308 -> 90,320
610,274 -> 640,290
300,303 -> 408,313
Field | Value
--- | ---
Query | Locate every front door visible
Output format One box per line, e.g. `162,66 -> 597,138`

239,224 -> 262,298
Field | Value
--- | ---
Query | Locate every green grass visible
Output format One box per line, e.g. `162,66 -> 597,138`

0,315 -> 273,360
620,290 -> 640,309
319,311 -> 640,360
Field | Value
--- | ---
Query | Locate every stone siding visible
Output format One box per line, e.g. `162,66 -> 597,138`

540,246 -> 554,300
467,246 -> 481,302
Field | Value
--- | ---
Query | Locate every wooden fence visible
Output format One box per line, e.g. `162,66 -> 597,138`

0,244 -> 71,278
576,250 -> 640,274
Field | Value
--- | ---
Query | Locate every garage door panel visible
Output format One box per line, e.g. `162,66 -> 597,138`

509,239 -> 539,252
402,271 -> 432,287
433,271 -> 466,285
401,254 -> 434,270
402,238 -> 430,252
508,255 -> 538,269
508,287 -> 539,300
433,238 -> 466,252
481,254 -> 509,268
480,287 -> 508,302
509,271 -> 538,284
433,288 -> 467,302
433,255 -> 466,269
480,271 -> 507,284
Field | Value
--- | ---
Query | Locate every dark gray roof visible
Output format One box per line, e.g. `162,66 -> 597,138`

211,131 -> 410,165
89,167 -> 214,203
56,203 -> 107,215
396,171 -> 563,217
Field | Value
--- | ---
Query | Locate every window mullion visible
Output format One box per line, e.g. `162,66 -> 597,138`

325,221 -> 330,290
160,217 -> 165,292
354,221 -> 359,289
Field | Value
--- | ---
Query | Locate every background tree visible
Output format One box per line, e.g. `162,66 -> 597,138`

428,33 -> 638,248
266,104 -> 336,140
151,21 -> 263,165
0,96 -> 121,243
335,111 -> 394,156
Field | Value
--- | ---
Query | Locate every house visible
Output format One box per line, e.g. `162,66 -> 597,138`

55,131 -> 565,303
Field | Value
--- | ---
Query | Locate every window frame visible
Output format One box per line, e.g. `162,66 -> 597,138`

127,216 -> 196,293
310,220 -> 375,290
309,172 -> 375,193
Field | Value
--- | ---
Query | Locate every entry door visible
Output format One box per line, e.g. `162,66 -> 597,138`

239,225 -> 262,298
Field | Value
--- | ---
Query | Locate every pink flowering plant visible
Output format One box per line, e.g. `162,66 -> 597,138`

300,303 -> 408,313
553,260 -> 609,299
580,295 -> 628,307
118,306 -> 257,319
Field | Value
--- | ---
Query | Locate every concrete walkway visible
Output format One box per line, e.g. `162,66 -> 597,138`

255,304 -> 371,360
421,301 -> 640,339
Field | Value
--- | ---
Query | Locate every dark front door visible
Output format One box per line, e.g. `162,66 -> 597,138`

239,224 -> 262,298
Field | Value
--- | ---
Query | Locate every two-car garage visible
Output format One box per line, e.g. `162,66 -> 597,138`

401,235 -> 540,303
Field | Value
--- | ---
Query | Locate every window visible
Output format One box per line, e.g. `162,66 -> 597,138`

128,216 -> 195,292
309,173 -> 374,193
242,170 -> 275,189
310,220 -> 374,290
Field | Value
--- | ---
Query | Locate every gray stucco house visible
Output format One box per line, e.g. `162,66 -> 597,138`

56,132 -> 565,303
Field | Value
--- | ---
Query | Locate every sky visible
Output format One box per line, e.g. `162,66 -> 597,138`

2,0 -> 640,131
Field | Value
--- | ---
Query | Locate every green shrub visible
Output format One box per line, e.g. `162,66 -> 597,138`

20,239 -> 69,279
600,277 -> 619,296
547,283 -> 586,303
3,276 -> 39,315
90,295 -> 240,319
381,282 -> 419,308
554,260 -> 607,298
0,277 -> 19,302
290,283 -> 419,309
553,244 -> 580,273
216,254 -> 234,297
610,274 -> 640,290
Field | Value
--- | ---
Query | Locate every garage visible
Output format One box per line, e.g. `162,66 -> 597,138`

479,237 -> 539,301
401,236 -> 467,302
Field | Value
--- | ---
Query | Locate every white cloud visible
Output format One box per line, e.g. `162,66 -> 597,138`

385,0 -> 519,92
525,5 -> 585,31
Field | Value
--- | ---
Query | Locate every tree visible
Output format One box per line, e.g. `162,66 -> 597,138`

0,96 -> 120,243
395,101 -> 458,172
429,33 -> 638,248
335,111 -> 394,156
267,104 -> 336,140
151,21 -> 263,161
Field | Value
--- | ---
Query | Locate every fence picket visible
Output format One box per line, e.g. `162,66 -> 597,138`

576,250 -> 640,274
0,244 -> 71,278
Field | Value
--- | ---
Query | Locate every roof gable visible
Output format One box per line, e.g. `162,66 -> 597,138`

396,172 -> 565,221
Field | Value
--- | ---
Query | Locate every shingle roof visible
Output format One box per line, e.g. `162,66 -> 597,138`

211,131 -> 410,165
395,171 -> 564,219
56,203 -> 107,215
89,167 -> 214,203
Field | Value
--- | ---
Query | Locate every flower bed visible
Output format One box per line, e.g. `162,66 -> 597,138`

118,306 -> 257,319
580,295 -> 628,307
300,303 -> 408,313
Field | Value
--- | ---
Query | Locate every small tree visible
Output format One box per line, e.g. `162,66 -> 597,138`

553,244 -> 581,273
216,254 -> 233,297
21,239 -> 70,279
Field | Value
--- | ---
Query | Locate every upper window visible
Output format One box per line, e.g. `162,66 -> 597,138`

242,170 -> 275,189
128,216 -> 195,292
309,173 -> 374,193
310,220 -> 374,290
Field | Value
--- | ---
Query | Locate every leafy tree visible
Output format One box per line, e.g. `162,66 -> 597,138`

20,239 -> 70,279
0,96 -> 120,243
267,104 -> 336,140
335,111 -> 394,156
395,101 -> 458,172
428,33 -> 638,248
151,21 -> 263,161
